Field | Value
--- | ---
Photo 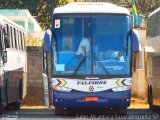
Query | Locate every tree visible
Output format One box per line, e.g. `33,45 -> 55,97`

0,0 -> 68,30
135,0 -> 160,17
93,0 -> 160,17
0,0 -> 160,29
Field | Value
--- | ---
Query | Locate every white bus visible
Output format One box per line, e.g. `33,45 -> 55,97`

0,15 -> 27,114
147,8 -> 160,110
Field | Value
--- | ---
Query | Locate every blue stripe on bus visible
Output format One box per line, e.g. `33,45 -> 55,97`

53,90 -> 131,108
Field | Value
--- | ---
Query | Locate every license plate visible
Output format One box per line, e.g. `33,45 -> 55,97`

85,96 -> 99,102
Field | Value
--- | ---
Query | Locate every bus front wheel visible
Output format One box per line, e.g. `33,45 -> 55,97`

14,102 -> 21,110
55,106 -> 64,115
0,104 -> 5,114
117,107 -> 127,115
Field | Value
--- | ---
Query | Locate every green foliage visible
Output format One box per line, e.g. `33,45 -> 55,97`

95,0 -> 160,17
55,0 -> 69,7
97,0 -> 160,28
0,0 -> 160,29
26,37 -> 43,46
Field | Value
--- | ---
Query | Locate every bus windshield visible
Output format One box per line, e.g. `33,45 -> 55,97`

52,15 -> 131,76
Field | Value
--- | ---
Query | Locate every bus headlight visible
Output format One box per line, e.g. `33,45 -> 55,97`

112,86 -> 131,92
53,86 -> 72,92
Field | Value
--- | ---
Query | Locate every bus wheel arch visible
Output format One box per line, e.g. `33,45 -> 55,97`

19,78 -> 23,100
13,102 -> 21,110
0,103 -> 5,114
117,107 -> 127,115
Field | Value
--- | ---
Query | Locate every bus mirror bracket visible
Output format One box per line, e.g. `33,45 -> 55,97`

132,52 -> 136,72
3,51 -> 7,63
44,29 -> 52,53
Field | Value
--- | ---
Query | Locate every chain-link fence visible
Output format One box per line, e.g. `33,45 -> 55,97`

147,9 -> 160,37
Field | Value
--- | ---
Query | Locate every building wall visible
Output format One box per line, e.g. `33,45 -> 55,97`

131,29 -> 148,99
0,9 -> 42,32
22,47 -> 44,106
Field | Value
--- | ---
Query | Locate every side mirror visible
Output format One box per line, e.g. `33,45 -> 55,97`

42,52 -> 47,74
131,29 -> 142,52
43,29 -> 52,53
3,51 -> 7,63
130,29 -> 142,72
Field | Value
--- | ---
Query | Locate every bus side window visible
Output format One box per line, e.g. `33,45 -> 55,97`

17,30 -> 20,50
23,33 -> 26,50
2,26 -> 9,49
1,26 -> 5,50
14,28 -> 17,49
20,31 -> 22,51
20,31 -> 22,50
6,24 -> 11,48
11,27 -> 15,49
0,24 -> 2,54
9,26 -> 12,48
18,30 -> 22,50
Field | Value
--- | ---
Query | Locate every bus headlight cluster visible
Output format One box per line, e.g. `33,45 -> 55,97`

53,86 -> 72,92
124,79 -> 132,86
112,86 -> 131,92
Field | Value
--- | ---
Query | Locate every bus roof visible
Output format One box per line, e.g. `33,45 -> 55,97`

148,7 -> 160,18
53,2 -> 130,15
0,15 -> 24,30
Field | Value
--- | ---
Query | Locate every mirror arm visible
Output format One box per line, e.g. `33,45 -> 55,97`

3,51 -> 7,63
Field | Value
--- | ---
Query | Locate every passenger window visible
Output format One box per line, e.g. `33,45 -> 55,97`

14,28 -> 17,49
6,24 -> 11,48
18,30 -> 21,50
12,27 -> 15,49
20,31 -> 23,51
17,30 -> 20,50
10,26 -> 13,48
23,33 -> 26,50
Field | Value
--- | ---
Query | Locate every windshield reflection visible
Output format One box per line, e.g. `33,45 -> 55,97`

52,15 -> 131,76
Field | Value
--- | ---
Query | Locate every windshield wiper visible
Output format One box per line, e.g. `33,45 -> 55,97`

94,55 -> 111,76
97,61 -> 111,76
72,55 -> 111,76
94,56 -> 111,76
72,56 -> 86,76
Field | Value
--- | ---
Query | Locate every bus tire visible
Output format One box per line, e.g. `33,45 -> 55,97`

55,106 -> 64,115
148,86 -> 155,110
118,107 -> 127,115
0,104 -> 5,114
19,78 -> 23,100
14,102 -> 21,110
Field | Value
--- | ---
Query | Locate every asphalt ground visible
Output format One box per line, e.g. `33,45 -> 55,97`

0,107 -> 160,120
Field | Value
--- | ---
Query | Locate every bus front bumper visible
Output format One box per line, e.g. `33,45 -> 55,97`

53,90 -> 131,108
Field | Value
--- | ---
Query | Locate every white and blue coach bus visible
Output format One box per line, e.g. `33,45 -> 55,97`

43,2 -> 141,114
0,15 -> 27,114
